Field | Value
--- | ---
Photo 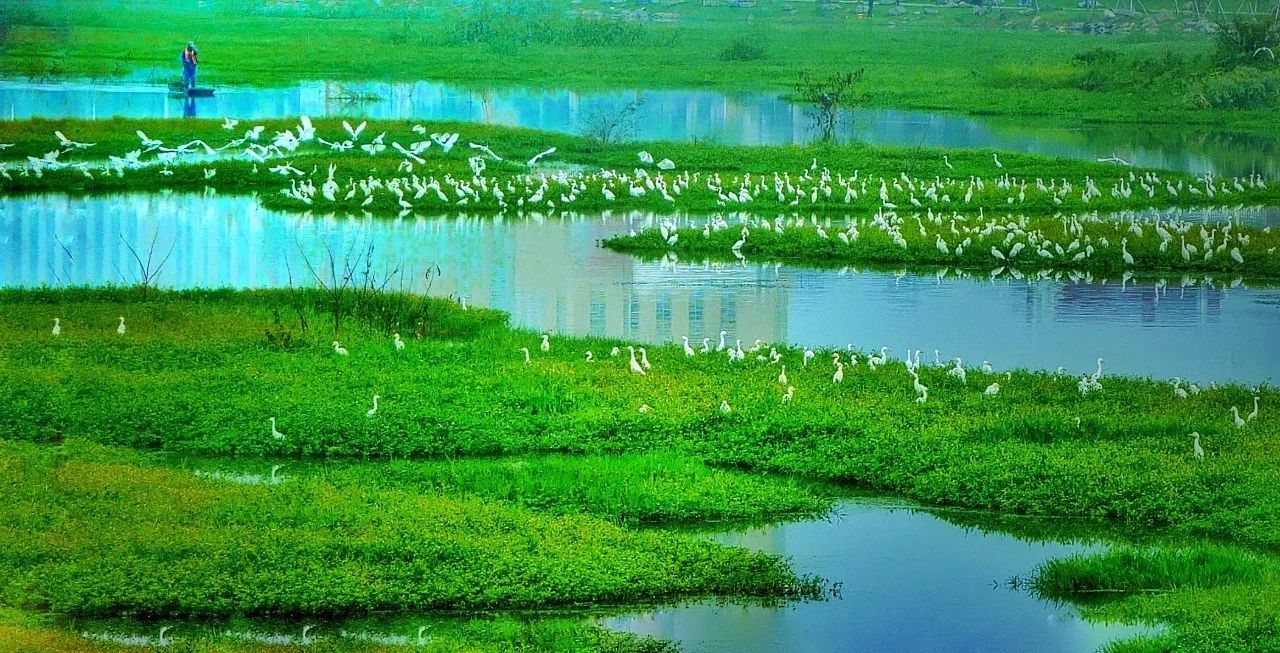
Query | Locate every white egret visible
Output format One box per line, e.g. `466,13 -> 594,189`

782,385 -> 795,403
682,336 -> 695,357
638,403 -> 652,413
116,316 -> 126,336
627,346 -> 646,375
270,464 -> 285,484
803,349 -> 815,367
1247,396 -> 1259,422
417,626 -> 430,645
1231,406 -> 1245,429
366,395 -> 380,418
984,382 -> 1001,396
585,351 -> 595,362
393,332 -> 405,351
519,347 -> 531,364
717,330 -> 727,352
540,334 -> 550,352
270,417 -> 284,440
332,341 -> 349,356
833,361 -> 845,384
981,360 -> 993,374
778,365 -> 788,385
720,400 -> 732,414
639,347 -> 652,370
1192,432 -> 1204,461
52,317 -> 61,336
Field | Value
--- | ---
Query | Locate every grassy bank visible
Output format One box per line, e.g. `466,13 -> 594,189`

0,438 -> 824,618
1,287 -> 1275,547
2,0 -> 1278,130
603,212 -> 1280,279
1033,546 -> 1280,652
4,118 -> 1278,236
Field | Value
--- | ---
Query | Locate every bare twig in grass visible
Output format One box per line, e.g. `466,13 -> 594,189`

119,231 -> 176,301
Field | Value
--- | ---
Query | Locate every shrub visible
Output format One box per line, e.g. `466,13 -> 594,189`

719,35 -> 767,62
1214,16 -> 1280,70
1198,67 -> 1280,109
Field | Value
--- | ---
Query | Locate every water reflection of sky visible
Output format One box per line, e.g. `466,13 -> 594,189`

604,501 -> 1155,653
0,79 -> 1275,177
2,193 -> 1277,383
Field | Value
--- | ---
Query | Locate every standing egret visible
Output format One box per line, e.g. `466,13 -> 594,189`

803,349 -> 815,367
1247,396 -> 1259,422
332,341 -> 349,356
585,351 -> 595,362
519,347 -> 531,364
540,334 -> 550,352
393,332 -> 405,351
720,400 -> 732,414
717,330 -> 727,352
639,347 -> 652,371
984,382 -> 1001,396
638,403 -> 652,413
270,417 -> 284,440
981,360 -> 993,374
301,625 -> 315,645
366,395 -> 380,418
778,365 -> 788,385
682,336 -> 695,357
270,464 -> 285,484
417,626 -> 430,645
833,361 -> 845,384
52,317 -> 61,336
627,346 -> 646,375
948,358 -> 967,384
116,316 -> 126,336
782,385 -> 795,403
1192,432 -> 1204,461
1231,406 -> 1245,429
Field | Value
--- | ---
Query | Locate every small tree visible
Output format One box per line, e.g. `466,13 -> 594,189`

794,69 -> 867,142
579,96 -> 645,149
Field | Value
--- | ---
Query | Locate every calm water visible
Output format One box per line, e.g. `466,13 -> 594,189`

0,78 -> 1275,177
604,500 -> 1152,653
3,193 -> 1277,383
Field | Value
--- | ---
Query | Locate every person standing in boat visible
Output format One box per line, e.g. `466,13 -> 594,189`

180,41 -> 199,90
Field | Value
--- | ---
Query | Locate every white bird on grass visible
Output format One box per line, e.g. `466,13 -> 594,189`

803,349 -> 815,367
833,361 -> 845,384
343,120 -> 367,141
720,400 -> 732,414
52,317 -> 61,336
1231,406 -> 1245,429
332,341 -> 348,356
1192,432 -> 1204,461
519,347 -> 531,364
628,345 -> 646,375
778,365 -> 788,386
540,334 -> 550,352
366,395 -> 380,418
639,347 -> 652,371
981,360 -> 993,374
116,316 -> 126,336
221,117 -> 240,131
1247,396 -> 1259,422
984,382 -> 1001,396
270,417 -> 284,440
682,336 -> 695,357
393,332 -> 405,351
782,385 -> 795,404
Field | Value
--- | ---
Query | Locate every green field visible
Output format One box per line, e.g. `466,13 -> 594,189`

1,288 -> 1279,650
2,0 -> 1279,130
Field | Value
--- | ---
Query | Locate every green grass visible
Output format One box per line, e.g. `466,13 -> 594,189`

2,0 -> 1278,130
0,438 -> 824,618
1,287 -> 1276,547
1032,546 -> 1280,652
604,212 -> 1280,279
178,452 -> 831,527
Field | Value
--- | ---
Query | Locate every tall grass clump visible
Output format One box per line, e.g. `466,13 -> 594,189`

1032,546 -> 1266,598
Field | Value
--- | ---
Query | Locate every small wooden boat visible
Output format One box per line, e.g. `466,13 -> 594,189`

168,82 -> 215,97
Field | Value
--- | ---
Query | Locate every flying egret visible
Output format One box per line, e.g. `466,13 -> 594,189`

527,147 -> 557,166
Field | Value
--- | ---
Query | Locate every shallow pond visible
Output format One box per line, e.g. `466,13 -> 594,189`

3,193 -> 1277,383
1,78 -> 1276,177
603,499 -> 1153,653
